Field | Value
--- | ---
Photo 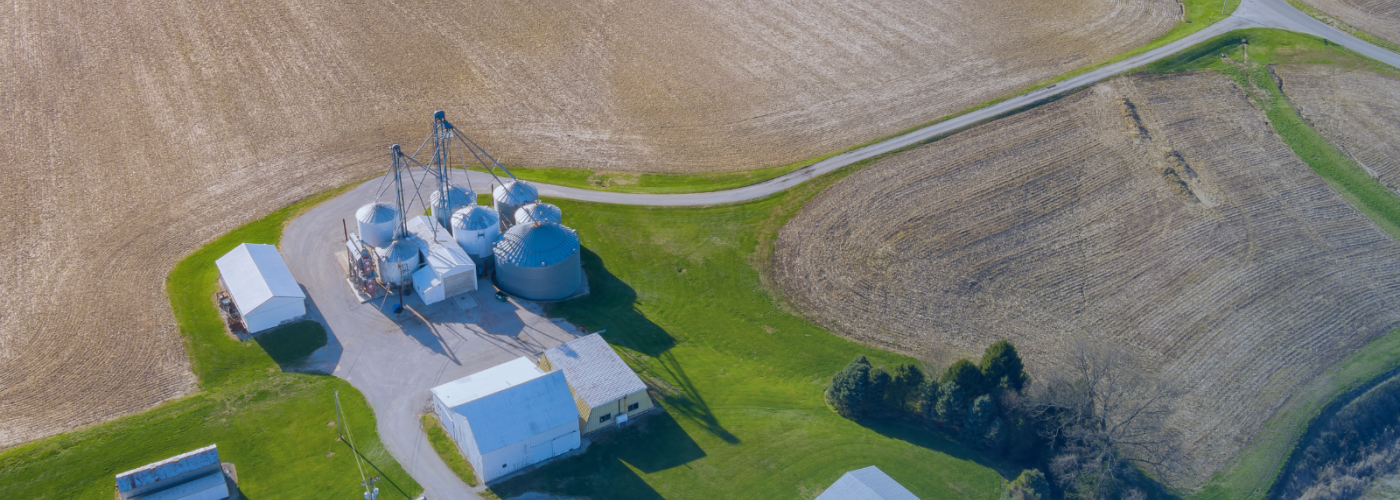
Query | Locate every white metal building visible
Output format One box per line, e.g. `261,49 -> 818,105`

215,243 -> 306,334
816,466 -> 919,500
115,444 -> 229,500
539,334 -> 654,434
431,357 -> 581,483
406,215 -> 476,304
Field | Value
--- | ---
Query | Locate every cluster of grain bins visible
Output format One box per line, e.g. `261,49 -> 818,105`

432,335 -> 652,484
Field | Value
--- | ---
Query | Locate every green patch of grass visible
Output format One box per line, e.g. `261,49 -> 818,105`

0,179 -> 421,499
422,413 -> 480,487
1134,28 -> 1400,499
471,159 -> 812,195
491,166 -> 1009,499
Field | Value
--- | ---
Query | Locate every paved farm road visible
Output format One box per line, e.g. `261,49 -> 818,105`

285,0 -> 1400,497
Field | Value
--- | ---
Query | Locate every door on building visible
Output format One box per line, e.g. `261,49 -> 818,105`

529,442 -> 551,464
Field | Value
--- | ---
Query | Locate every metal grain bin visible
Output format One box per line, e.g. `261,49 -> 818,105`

376,237 -> 421,287
355,202 -> 400,248
430,185 -> 476,225
493,222 -> 581,301
514,202 -> 562,225
493,180 -> 539,226
451,205 -> 502,271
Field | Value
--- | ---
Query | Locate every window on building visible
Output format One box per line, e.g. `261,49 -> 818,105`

628,402 -> 640,412
600,413 -> 612,423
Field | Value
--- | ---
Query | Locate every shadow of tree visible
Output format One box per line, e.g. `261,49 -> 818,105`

490,412 -> 702,499
547,248 -> 737,444
857,417 -> 1019,480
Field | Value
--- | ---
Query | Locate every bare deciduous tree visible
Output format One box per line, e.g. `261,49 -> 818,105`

1028,338 -> 1189,499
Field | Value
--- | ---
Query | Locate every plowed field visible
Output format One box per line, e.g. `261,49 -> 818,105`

1298,0 -> 1400,47
1278,66 -> 1400,196
0,0 -> 1180,446
775,72 -> 1400,484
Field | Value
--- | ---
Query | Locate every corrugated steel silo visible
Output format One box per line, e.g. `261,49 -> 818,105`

514,202 -> 562,225
451,205 -> 502,271
493,180 -> 539,226
494,222 -> 581,301
430,185 -> 476,223
356,203 -> 400,248
377,237 -> 421,287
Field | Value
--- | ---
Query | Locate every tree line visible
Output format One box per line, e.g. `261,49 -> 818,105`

826,339 -> 1187,500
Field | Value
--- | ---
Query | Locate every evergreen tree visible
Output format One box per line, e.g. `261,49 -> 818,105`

981,340 -> 1029,393
918,379 -> 941,422
826,355 -> 871,418
935,380 -> 966,426
866,366 -> 892,417
962,394 -> 997,446
944,358 -> 986,397
890,362 -> 925,412
1000,469 -> 1051,500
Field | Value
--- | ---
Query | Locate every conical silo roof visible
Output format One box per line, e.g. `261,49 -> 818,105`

493,180 -> 539,206
451,205 -> 500,231
494,222 -> 579,268
514,203 -> 562,225
430,185 -> 476,211
356,203 -> 399,224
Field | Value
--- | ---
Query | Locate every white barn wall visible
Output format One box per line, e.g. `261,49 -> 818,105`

243,295 -> 306,333
478,421 -> 579,483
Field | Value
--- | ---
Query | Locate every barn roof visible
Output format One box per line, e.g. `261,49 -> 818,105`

115,445 -> 221,493
815,466 -> 919,500
215,243 -> 304,314
431,357 -> 580,454
542,334 -> 647,408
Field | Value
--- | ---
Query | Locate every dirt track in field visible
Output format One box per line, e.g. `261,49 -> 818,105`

1277,66 -> 1400,196
1299,0 -> 1400,47
0,0 -> 1179,447
775,72 -> 1400,484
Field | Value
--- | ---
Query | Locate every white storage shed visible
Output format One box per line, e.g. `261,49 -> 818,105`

539,334 -> 654,434
431,357 -> 581,483
407,215 -> 477,304
214,243 -> 306,334
816,466 -> 919,500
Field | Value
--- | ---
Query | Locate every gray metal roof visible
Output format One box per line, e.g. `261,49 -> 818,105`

493,180 -> 539,205
542,334 -> 648,408
355,202 -> 399,224
451,205 -> 500,231
433,358 -> 580,454
431,185 -> 476,209
816,466 -> 919,500
115,445 -> 221,493
494,222 -> 579,268
214,243 -> 305,314
514,202 -> 562,225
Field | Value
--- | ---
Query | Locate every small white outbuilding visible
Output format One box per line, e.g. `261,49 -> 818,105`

406,215 -> 477,304
816,466 -> 919,500
431,357 -> 581,483
214,243 -> 306,334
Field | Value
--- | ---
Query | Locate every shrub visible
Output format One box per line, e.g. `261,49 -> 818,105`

827,355 -> 872,418
1001,469 -> 1051,500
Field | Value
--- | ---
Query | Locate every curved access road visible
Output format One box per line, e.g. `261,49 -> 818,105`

289,1 -> 1400,498
449,0 -> 1398,208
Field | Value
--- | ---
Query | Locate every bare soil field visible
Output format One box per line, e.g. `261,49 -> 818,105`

1277,66 -> 1400,196
775,72 -> 1400,484
1298,0 -> 1400,47
0,0 -> 1180,447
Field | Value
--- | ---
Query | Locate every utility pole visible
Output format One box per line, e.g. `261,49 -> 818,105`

361,475 -> 381,500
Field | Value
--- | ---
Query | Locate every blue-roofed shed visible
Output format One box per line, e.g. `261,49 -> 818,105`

816,466 -> 920,500
115,444 -> 230,500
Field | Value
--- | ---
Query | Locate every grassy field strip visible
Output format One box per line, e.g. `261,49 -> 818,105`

1136,28 -> 1400,500
488,169 -> 1010,499
1280,0 -> 1400,52
0,183 -> 420,499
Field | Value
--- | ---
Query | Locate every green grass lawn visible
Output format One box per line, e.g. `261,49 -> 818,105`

0,181 -> 421,499
422,414 -> 480,487
1135,28 -> 1400,500
489,166 -> 1011,499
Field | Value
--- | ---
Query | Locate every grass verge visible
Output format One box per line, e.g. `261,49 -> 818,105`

489,162 -> 1010,499
422,413 -> 480,487
0,180 -> 421,499
1280,0 -> 1400,53
1137,28 -> 1400,499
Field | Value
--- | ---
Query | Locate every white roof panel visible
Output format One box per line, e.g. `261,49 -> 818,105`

431,357 -> 580,454
543,334 -> 648,408
816,466 -> 919,500
215,243 -> 304,314
407,215 -> 476,279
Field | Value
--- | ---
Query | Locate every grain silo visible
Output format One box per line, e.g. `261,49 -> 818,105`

493,180 -> 539,226
514,202 -> 562,225
430,185 -> 476,225
355,202 -> 400,248
377,237 -> 421,287
451,205 -> 502,271
494,222 -> 581,301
